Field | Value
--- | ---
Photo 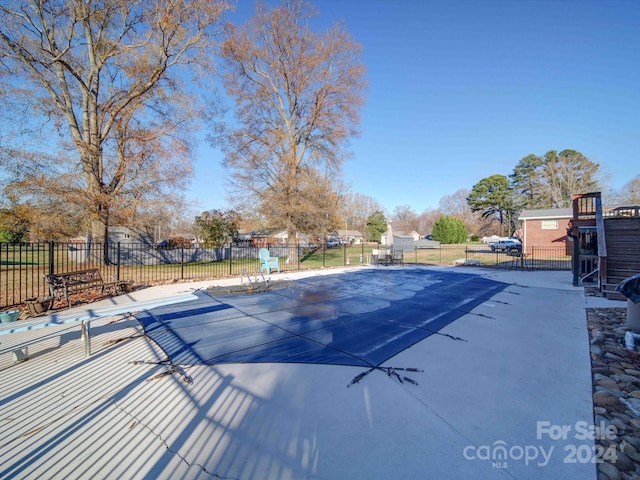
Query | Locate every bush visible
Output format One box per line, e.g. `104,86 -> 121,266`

471,234 -> 479,242
432,216 -> 468,244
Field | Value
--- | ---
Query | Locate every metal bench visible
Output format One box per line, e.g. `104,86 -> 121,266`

45,268 -> 126,308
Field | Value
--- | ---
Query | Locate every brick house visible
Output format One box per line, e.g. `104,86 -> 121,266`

518,208 -> 573,253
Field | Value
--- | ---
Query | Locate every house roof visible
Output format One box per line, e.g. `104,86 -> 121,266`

518,208 -> 573,220
109,225 -> 146,234
249,228 -> 284,237
393,234 -> 415,240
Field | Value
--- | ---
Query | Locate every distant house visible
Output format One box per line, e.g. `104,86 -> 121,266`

391,234 -> 417,252
245,228 -> 282,247
380,224 -> 399,246
107,226 -> 153,245
248,228 -> 310,247
518,208 -> 573,252
414,238 -> 442,249
379,224 -> 423,251
405,230 -> 421,241
381,225 -> 423,246
519,204 -> 635,253
337,229 -> 363,244
272,229 -> 310,245
383,227 -> 422,242
66,226 -> 153,263
70,226 -> 153,245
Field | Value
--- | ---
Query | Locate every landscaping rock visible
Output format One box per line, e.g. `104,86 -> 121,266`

596,377 -> 621,390
620,440 -> 640,463
614,450 -> 635,472
598,461 -> 620,480
587,308 -> 640,479
594,391 -> 623,407
623,398 -> 640,417
612,374 -> 640,385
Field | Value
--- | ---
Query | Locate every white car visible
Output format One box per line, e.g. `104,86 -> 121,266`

490,239 -> 522,252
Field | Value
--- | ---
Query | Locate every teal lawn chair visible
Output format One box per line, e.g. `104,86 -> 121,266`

259,248 -> 280,274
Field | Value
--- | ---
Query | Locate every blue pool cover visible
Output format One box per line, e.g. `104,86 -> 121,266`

136,269 -> 508,368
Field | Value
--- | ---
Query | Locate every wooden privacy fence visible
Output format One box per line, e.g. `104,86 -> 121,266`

1,242 -> 571,308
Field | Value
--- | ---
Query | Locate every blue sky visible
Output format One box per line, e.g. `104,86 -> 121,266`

190,0 -> 640,214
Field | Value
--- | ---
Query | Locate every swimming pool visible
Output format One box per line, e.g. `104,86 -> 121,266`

136,268 -> 508,368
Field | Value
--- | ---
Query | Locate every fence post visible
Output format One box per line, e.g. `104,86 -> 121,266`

116,242 -> 121,281
530,246 -> 535,271
48,240 -> 55,276
181,247 -> 184,280
229,244 -> 233,276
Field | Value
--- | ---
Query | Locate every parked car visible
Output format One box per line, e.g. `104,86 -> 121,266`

490,239 -> 522,253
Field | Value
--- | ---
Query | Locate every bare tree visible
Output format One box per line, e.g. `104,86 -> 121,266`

541,150 -> 600,208
390,204 -> 419,232
216,0 -> 366,260
417,208 -> 442,236
0,148 -> 88,240
608,174 -> 640,205
340,192 -> 384,240
0,0 -> 229,256
438,188 -> 484,233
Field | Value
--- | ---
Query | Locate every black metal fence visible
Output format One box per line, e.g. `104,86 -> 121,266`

1,242 -> 571,308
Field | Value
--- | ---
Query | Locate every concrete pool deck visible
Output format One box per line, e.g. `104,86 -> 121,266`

0,266 -> 625,479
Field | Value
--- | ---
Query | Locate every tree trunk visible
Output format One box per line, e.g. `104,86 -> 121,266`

101,215 -> 110,265
86,162 -> 111,264
286,222 -> 299,265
